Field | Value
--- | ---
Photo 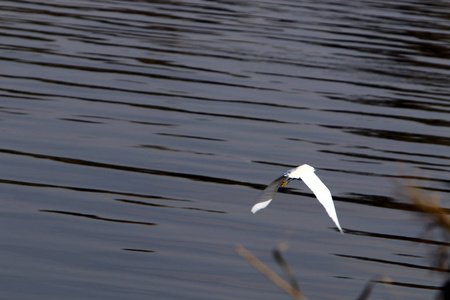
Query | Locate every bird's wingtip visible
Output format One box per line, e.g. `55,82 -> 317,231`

250,200 -> 271,214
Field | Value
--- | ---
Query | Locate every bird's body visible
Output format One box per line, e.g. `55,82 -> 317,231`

251,164 -> 343,233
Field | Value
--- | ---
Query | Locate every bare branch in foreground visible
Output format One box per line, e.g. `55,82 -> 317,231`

236,244 -> 308,300
408,186 -> 450,232
273,242 -> 300,293
355,275 -> 392,300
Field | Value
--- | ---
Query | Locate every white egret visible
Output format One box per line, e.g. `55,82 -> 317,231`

251,164 -> 343,233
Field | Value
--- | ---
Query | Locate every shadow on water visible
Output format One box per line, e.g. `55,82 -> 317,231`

39,209 -> 157,226
322,126 -> 450,147
0,148 -> 264,189
115,198 -> 226,214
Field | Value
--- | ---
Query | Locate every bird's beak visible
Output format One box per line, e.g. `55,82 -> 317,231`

281,181 -> 289,187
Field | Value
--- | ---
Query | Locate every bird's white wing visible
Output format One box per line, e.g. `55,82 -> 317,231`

298,169 -> 343,233
251,175 -> 287,213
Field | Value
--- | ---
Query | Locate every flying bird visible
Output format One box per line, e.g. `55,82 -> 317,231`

251,164 -> 343,233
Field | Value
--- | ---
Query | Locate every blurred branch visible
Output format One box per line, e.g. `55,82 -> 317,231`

273,243 -> 300,292
408,185 -> 450,232
408,184 -> 450,274
236,244 -> 308,300
355,275 -> 392,300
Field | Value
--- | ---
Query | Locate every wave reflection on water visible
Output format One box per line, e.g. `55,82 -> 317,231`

1,0 -> 450,299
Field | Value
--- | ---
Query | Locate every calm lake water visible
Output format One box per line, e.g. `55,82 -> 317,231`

1,1 -> 449,299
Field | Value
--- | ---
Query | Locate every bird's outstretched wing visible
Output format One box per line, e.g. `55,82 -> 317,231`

298,169 -> 343,233
251,175 -> 287,213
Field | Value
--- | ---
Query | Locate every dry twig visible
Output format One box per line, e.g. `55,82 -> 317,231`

236,244 -> 307,300
408,186 -> 450,232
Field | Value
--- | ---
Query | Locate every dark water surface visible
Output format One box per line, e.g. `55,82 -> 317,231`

1,1 -> 449,299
